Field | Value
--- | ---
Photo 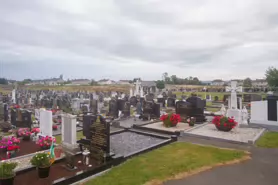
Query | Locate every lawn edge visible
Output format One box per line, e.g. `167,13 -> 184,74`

144,152 -> 251,185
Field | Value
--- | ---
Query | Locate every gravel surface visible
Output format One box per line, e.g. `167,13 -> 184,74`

187,124 -> 264,143
110,132 -> 166,156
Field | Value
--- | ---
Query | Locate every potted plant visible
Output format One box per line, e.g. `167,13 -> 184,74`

30,153 -> 52,178
187,117 -> 196,127
17,128 -> 31,141
0,161 -> 18,185
0,137 -> 14,153
7,145 -> 20,159
212,116 -> 238,132
160,113 -> 181,127
37,136 -> 56,150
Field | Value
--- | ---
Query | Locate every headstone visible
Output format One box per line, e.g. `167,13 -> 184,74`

12,89 -> 16,104
39,110 -> 53,137
122,102 -> 131,118
136,101 -> 142,115
90,99 -> 98,115
108,99 -> 118,118
129,96 -> 137,107
241,106 -> 249,125
61,114 -> 78,145
89,115 -> 110,164
167,97 -> 176,107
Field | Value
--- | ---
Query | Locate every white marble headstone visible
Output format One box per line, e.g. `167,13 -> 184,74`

39,110 -> 53,137
61,114 -> 77,145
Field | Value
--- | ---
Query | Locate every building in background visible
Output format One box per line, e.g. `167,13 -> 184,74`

98,79 -> 116,85
252,79 -> 268,88
211,79 -> 225,86
69,79 -> 91,85
117,80 -> 131,85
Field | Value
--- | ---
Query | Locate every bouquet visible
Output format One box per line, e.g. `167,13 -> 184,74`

212,116 -> 238,131
37,136 -> 56,150
160,113 -> 181,127
31,128 -> 40,135
0,137 -> 20,150
17,128 -> 32,137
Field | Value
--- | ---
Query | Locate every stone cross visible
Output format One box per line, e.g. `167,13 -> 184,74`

134,80 -> 141,96
226,81 -> 243,109
12,89 -> 16,104
140,87 -> 144,97
130,88 -> 133,96
220,104 -> 226,115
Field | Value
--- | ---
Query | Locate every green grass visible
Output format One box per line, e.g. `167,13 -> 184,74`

55,131 -> 84,144
85,142 -> 246,185
206,107 -> 220,113
256,132 -> 278,148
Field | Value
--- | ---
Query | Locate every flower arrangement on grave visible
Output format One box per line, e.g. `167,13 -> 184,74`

160,113 -> 181,127
17,128 -> 31,140
52,125 -> 58,130
187,117 -> 196,127
30,152 -> 53,178
212,116 -> 238,132
7,145 -> 20,159
31,128 -> 40,135
0,161 -> 18,185
0,137 -> 20,152
37,136 -> 56,150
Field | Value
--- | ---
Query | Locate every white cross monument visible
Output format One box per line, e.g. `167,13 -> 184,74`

225,81 -> 245,126
134,80 -> 141,96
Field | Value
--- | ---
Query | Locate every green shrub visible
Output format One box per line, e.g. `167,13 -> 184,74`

30,153 -> 51,167
0,162 -> 18,179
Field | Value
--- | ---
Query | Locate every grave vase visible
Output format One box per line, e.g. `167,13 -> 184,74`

37,166 -> 51,178
215,124 -> 233,132
0,176 -> 15,185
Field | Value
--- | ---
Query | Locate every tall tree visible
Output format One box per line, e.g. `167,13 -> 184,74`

0,78 -> 8,85
266,67 -> 278,89
156,80 -> 165,89
243,78 -> 252,87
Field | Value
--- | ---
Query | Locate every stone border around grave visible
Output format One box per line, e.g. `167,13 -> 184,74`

183,123 -> 266,145
53,129 -> 177,185
132,120 -> 206,136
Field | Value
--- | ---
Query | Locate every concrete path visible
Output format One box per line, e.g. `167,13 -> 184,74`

164,137 -> 278,185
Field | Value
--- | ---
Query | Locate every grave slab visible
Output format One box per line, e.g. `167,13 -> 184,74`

185,123 -> 265,144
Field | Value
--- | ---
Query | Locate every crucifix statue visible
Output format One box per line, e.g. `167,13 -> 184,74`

134,80 -> 141,96
225,81 -> 243,109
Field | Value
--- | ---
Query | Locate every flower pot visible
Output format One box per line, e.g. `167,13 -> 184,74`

22,136 -> 31,141
38,166 -> 51,178
215,124 -> 233,132
40,146 -> 50,151
54,148 -> 63,158
0,176 -> 15,185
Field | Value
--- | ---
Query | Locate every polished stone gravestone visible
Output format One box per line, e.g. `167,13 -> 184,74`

142,101 -> 154,119
267,95 -> 278,122
145,94 -> 154,101
81,103 -> 89,113
108,99 -> 119,118
122,102 -> 131,118
83,114 -> 96,139
243,94 -> 262,102
10,109 -> 17,126
167,97 -> 176,107
117,99 -> 126,111
185,96 -> 206,122
90,99 -> 98,115
78,115 -> 111,164
61,114 -> 78,145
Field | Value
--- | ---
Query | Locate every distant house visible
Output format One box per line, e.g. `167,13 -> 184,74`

27,75 -> 64,86
117,80 -> 131,85
70,79 -> 91,85
227,79 -> 244,86
98,79 -> 116,85
252,79 -> 268,88
141,81 -> 157,93
211,79 -> 225,86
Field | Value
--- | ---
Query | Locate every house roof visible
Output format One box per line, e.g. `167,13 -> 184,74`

253,79 -> 267,82
141,81 -> 156,87
212,79 -> 224,82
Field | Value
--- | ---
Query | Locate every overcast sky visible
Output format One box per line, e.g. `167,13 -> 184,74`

1,0 -> 278,81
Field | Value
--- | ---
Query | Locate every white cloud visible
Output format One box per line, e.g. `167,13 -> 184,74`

0,0 -> 278,81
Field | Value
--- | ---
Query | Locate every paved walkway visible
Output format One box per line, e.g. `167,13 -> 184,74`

164,137 -> 278,185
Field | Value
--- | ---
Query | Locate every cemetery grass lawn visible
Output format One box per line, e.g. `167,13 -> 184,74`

256,132 -> 278,148
85,142 -> 247,185
206,107 -> 220,112
55,131 -> 84,144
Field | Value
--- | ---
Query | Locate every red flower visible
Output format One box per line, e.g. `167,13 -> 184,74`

7,145 -> 20,151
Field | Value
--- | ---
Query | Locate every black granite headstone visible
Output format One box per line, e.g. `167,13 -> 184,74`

167,98 -> 176,107
4,103 -> 8,122
267,96 -> 278,122
83,114 -> 96,139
